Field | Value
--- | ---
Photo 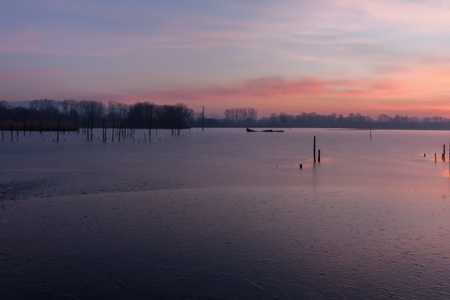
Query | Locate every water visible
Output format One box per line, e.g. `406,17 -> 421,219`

1,128 -> 450,299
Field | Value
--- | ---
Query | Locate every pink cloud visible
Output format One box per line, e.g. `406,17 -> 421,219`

353,0 -> 450,33
130,77 -> 410,105
112,71 -> 450,118
135,77 -> 330,102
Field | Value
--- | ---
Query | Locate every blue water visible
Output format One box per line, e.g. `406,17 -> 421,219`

1,128 -> 450,299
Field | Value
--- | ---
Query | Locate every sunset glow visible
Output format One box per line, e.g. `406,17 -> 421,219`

2,0 -> 450,117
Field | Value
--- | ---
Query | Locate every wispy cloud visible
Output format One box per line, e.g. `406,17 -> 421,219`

351,0 -> 450,33
0,67 -> 68,80
3,1 -> 450,117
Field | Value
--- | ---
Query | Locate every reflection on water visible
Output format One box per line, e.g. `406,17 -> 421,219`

442,168 -> 450,178
2,128 -> 450,299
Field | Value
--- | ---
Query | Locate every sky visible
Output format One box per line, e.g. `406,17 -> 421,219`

2,0 -> 450,118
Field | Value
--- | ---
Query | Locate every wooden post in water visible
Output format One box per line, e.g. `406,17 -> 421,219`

86,117 -> 89,141
118,122 -> 121,143
318,149 -> 321,162
201,106 -> 205,132
313,136 -> 316,163
15,119 -> 19,141
435,153 -> 437,162
57,116 -> 60,142
443,144 -> 446,162
102,117 -> 106,143
90,112 -> 94,142
112,119 -> 115,142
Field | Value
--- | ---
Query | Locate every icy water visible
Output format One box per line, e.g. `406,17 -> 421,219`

1,128 -> 450,299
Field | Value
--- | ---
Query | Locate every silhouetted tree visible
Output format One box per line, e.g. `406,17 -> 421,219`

224,107 -> 257,126
128,102 -> 155,129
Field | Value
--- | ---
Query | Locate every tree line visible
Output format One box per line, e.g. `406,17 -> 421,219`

2,100 -> 450,131
203,108 -> 450,130
254,112 -> 450,130
0,99 -> 194,135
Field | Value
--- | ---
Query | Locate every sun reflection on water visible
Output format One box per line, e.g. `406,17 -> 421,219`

442,169 -> 450,178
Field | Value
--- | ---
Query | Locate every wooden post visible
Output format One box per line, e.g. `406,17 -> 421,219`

102,117 -> 106,143
86,117 -> 89,141
148,118 -> 152,142
112,119 -> 115,142
313,136 -> 316,162
57,116 -> 60,142
201,106 -> 205,132
318,149 -> 321,162
435,153 -> 437,162
118,121 -> 121,143
443,144 -> 446,162
15,119 -> 18,141
90,111 -> 94,141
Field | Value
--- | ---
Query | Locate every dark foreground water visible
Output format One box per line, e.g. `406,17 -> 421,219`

1,128 -> 450,299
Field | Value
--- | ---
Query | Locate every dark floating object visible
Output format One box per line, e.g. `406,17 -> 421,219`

299,164 -> 303,169
246,128 -> 284,133
261,129 -> 284,132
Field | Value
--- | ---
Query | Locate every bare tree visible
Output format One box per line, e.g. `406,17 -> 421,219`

225,107 -> 257,125
246,108 -> 258,121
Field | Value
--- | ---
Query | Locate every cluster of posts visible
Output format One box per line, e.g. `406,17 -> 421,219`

299,135 -> 321,169
432,142 -> 448,162
313,135 -> 321,163
1,116 -> 77,142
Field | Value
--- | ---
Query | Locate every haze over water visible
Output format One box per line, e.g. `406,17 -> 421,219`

1,128 -> 450,299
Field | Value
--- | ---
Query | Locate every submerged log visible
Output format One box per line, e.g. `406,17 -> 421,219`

246,128 -> 284,132
261,129 -> 284,132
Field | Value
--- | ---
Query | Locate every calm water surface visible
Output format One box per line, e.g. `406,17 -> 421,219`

1,128 -> 450,299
